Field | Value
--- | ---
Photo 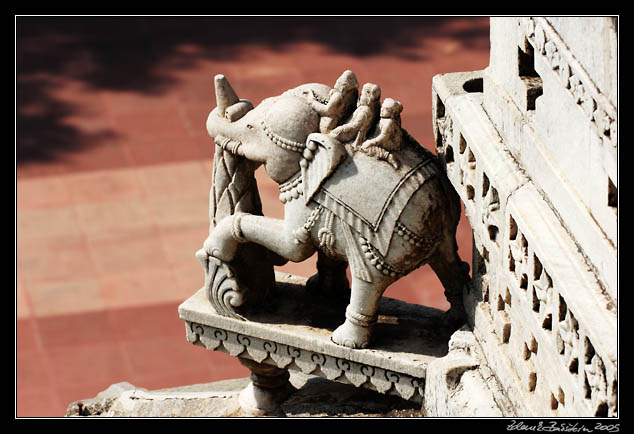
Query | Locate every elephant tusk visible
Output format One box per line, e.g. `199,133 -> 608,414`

214,74 -> 239,115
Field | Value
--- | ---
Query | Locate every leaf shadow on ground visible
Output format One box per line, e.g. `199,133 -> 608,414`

16,16 -> 489,165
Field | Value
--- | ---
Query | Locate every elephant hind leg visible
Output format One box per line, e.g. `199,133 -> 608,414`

429,237 -> 471,329
306,251 -> 350,303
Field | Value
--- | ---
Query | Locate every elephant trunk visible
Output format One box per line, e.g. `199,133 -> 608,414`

214,74 -> 253,122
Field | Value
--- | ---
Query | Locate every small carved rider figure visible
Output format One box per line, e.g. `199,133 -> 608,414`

308,70 -> 359,134
360,98 -> 404,169
329,82 -> 381,149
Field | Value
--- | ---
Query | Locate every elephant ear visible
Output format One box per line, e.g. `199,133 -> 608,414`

302,133 -> 347,204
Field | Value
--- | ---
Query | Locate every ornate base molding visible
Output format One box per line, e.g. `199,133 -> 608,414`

179,273 -> 455,408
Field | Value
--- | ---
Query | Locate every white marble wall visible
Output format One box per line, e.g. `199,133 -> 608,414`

430,17 -> 617,417
485,17 -> 617,297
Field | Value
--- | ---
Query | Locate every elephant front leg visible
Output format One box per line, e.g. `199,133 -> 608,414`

197,213 -> 317,318
202,213 -> 317,265
331,277 -> 391,349
199,213 -> 247,263
195,214 -> 254,318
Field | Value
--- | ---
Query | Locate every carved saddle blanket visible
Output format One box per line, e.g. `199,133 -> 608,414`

312,139 -> 439,258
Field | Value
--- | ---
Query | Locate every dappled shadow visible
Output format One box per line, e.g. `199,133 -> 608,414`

16,16 -> 489,165
16,76 -> 119,164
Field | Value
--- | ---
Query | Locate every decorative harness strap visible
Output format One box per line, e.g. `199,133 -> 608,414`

293,205 -> 324,245
318,208 -> 337,258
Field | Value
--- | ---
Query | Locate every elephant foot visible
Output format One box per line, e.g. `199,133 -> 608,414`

330,307 -> 377,349
202,215 -> 243,263
331,320 -> 372,349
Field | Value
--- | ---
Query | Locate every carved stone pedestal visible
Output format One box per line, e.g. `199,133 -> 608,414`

179,272 -> 455,415
237,358 -> 293,416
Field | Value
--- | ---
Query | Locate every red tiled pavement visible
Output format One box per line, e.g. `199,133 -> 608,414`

16,16 -> 489,417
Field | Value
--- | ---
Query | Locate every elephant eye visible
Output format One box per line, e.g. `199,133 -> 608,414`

246,124 -> 253,129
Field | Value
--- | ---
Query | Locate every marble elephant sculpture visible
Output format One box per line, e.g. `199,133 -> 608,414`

196,74 -> 471,349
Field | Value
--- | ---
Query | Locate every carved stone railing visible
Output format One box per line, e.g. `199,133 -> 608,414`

432,66 -> 617,417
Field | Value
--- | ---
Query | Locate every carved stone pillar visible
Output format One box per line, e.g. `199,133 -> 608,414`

237,357 -> 294,416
